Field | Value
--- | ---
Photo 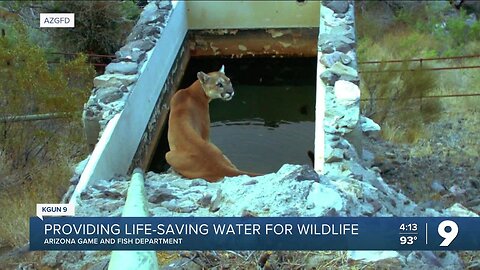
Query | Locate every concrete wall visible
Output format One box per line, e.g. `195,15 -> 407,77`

130,40 -> 190,171
186,1 -> 320,29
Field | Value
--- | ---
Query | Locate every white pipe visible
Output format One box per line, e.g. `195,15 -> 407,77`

108,168 -> 159,270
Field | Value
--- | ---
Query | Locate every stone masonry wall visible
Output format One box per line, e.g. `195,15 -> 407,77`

318,1 -> 380,176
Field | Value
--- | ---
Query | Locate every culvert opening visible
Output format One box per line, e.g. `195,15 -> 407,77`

149,56 -> 316,174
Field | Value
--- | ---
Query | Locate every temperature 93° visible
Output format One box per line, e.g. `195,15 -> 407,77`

400,235 -> 417,245
438,220 -> 459,247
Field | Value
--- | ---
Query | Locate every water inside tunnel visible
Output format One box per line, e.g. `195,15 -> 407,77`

149,57 -> 316,174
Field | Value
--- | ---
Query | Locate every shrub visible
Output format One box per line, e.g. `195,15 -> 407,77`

0,19 -> 93,164
41,1 -> 141,55
0,17 -> 93,247
358,30 -> 442,143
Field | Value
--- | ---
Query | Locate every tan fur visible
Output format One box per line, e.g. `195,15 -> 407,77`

165,68 -> 262,182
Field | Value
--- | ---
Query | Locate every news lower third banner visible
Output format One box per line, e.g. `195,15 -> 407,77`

30,217 -> 480,251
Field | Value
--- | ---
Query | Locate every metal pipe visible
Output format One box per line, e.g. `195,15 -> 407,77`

0,112 -> 73,122
359,65 -> 480,73
47,52 -> 116,58
358,54 -> 480,65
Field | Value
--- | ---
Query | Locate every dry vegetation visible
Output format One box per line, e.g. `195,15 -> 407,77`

357,2 -> 480,144
0,1 -> 142,260
0,7 -> 93,261
0,120 -> 87,248
357,2 -> 480,269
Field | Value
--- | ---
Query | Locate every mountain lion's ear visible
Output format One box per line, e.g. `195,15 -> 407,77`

219,65 -> 225,73
197,71 -> 209,84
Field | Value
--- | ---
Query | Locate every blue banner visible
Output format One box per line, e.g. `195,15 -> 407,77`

30,217 -> 480,250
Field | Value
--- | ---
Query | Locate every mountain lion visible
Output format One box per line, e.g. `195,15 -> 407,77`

166,65 -> 261,182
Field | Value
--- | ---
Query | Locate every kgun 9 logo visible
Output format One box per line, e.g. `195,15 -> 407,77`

438,220 -> 458,247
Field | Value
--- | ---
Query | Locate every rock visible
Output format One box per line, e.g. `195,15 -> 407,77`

406,251 -> 463,269
137,2 -> 163,25
157,1 -> 172,10
121,38 -> 156,52
94,87 -> 123,104
105,62 -> 138,75
319,34 -> 355,53
115,48 -> 146,63
335,40 -> 353,53
99,201 -> 124,215
15,263 -> 36,270
362,149 -> 375,165
325,80 -> 360,131
101,190 -> 123,199
163,200 -> 198,213
329,62 -> 358,78
446,203 -> 479,217
160,258 -> 202,270
341,54 -> 352,65
209,189 -> 223,213
345,161 -> 369,180
295,165 -> 321,182
448,185 -> 466,197
148,188 -> 178,203
333,140 -> 351,150
465,198 -> 480,208
127,24 -> 162,42
305,254 -> 333,269
190,179 -> 208,187
360,116 -> 381,133
306,182 -> 343,214
319,41 -> 335,54
93,73 -> 138,88
56,251 -> 85,263
339,74 -> 359,85
243,179 -> 258,185
320,70 -> 338,85
334,80 -> 360,104
348,250 -> 402,263
384,152 -> 395,159
465,13 -> 478,27
323,0 -> 350,14
74,157 -> 90,175
88,258 -> 110,270
197,193 -> 213,208
80,191 -> 92,200
326,148 -> 344,163
42,251 -> 62,268
346,50 -> 357,67
320,51 -> 351,68
330,25 -> 355,40
69,174 -> 80,185
430,180 -> 446,193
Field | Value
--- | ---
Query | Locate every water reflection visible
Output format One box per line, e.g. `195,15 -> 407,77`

210,120 -> 315,174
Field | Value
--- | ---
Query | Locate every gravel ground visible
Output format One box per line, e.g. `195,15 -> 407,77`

364,111 -> 480,214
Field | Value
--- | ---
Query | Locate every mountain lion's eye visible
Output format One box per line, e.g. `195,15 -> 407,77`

216,82 -> 223,87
